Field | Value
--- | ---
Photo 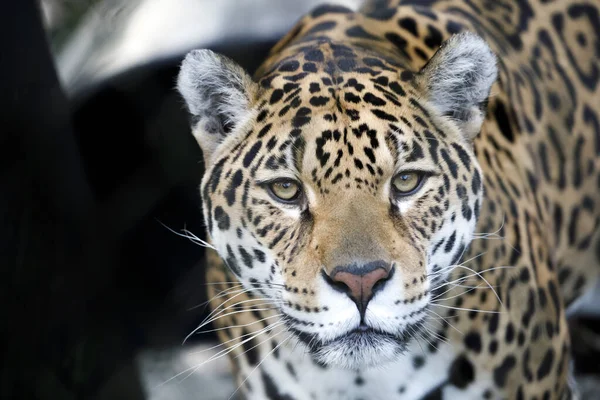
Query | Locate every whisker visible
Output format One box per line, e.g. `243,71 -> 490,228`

409,325 -> 427,357
449,265 -> 504,308
431,304 -> 502,314
200,302 -> 283,329
190,314 -> 284,337
199,287 -> 282,329
433,284 -> 483,302
473,213 -> 506,238
203,295 -> 284,322
193,285 -> 284,311
228,334 -> 294,400
421,324 -> 450,346
426,309 -> 463,335
233,324 -> 287,360
188,319 -> 285,355
173,321 -> 285,385
157,219 -> 216,250
427,251 -> 487,278
187,284 -> 246,311
200,281 -> 286,287
184,304 -> 283,344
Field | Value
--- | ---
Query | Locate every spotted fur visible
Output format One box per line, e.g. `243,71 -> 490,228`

177,0 -> 600,398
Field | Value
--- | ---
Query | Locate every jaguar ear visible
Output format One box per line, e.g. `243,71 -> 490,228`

177,49 -> 258,162
416,32 -> 497,140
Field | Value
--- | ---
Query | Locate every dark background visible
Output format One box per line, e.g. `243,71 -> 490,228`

1,1 -> 275,398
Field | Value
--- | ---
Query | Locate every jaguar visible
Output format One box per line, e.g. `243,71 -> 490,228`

175,0 -> 600,398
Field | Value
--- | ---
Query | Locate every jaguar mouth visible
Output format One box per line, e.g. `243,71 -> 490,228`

334,323 -> 415,348
343,323 -> 400,342
290,320 -> 425,368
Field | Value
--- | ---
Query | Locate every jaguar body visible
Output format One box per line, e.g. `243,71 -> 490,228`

176,0 -> 600,398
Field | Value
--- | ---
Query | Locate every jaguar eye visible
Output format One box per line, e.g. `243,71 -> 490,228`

392,172 -> 424,195
268,180 -> 302,203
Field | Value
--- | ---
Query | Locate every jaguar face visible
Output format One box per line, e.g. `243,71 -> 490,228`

177,32 -> 496,368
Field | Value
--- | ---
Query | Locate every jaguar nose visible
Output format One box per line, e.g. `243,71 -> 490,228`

325,261 -> 393,316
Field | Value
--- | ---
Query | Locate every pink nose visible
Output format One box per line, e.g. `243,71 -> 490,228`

328,262 -> 392,314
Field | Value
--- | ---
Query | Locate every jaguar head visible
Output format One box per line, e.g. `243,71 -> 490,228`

177,32 -> 497,368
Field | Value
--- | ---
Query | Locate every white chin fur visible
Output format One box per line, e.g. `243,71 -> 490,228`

312,335 -> 404,369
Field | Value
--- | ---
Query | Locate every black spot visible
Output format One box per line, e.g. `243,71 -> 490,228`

364,147 -> 376,163
493,355 -> 516,387
344,92 -> 361,103
441,149 -> 458,178
363,57 -> 386,69
225,244 -> 241,276
258,123 -> 273,138
488,312 -> 499,334
243,141 -> 263,168
451,143 -> 471,171
406,141 -> 424,162
363,92 -> 386,106
302,62 -> 317,73
424,25 -> 443,49
270,90 -> 284,104
310,96 -> 329,106
373,76 -> 389,86
389,81 -> 406,97
366,7 -> 396,21
253,249 -> 266,263
464,332 -> 482,353
214,206 -> 230,230
346,25 -> 380,40
414,115 -> 428,128
494,102 -> 514,142
536,349 -> 554,380
293,107 -> 312,128
284,72 -> 308,82
337,57 -> 357,72
224,170 -> 243,206
305,49 -> 324,62
239,246 -> 254,269
347,109 -> 360,121
471,169 -> 481,195
311,4 -> 351,18
372,109 -> 398,122
448,355 -> 475,389
256,109 -> 268,122
444,232 -> 456,253
331,43 -> 354,58
306,21 -> 337,35
446,20 -> 463,34
547,91 -> 561,110
398,17 -> 418,37
400,70 -> 414,81
261,370 -> 295,400
413,355 -> 425,369
309,82 -> 321,93
285,362 -> 297,379
279,60 -> 300,72
345,78 -> 365,92
385,32 -> 409,56
505,323 -> 515,343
